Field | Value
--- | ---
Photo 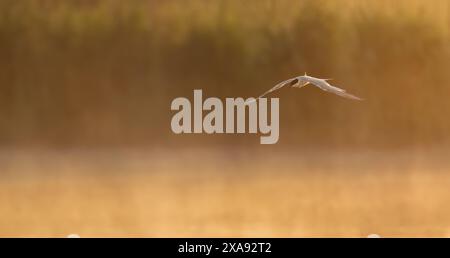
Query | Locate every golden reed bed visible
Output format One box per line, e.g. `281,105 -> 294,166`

1,148 -> 449,237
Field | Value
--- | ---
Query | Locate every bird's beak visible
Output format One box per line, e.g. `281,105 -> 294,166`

294,82 -> 309,88
301,82 -> 310,87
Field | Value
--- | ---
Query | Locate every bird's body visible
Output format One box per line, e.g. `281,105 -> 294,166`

252,74 -> 362,101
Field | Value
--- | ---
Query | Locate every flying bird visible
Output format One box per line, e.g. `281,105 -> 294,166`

251,73 -> 363,101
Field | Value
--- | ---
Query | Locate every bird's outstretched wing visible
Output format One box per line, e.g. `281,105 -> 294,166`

328,87 -> 363,100
255,77 -> 298,99
305,79 -> 363,101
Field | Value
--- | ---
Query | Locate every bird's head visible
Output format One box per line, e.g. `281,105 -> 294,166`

289,78 -> 309,88
289,78 -> 299,87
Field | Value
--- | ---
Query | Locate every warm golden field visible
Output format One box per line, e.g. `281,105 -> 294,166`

1,148 -> 450,237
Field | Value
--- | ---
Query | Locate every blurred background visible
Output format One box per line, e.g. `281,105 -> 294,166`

0,0 -> 449,237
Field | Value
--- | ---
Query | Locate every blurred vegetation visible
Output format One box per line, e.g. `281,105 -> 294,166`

0,0 -> 449,147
